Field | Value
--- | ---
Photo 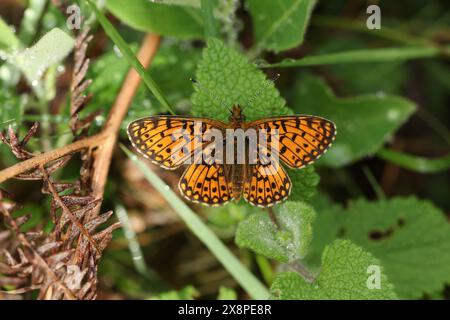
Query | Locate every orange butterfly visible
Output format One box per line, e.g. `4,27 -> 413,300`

127,106 -> 336,207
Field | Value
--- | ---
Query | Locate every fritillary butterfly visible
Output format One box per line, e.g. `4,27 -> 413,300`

127,106 -> 336,207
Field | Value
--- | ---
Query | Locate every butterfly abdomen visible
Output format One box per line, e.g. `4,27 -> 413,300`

230,164 -> 244,200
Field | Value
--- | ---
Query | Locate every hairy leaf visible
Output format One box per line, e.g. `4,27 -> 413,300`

309,197 -> 450,299
6,28 -> 73,87
235,201 -> 315,262
287,166 -> 320,202
14,28 -> 73,83
271,240 -> 397,299
191,38 -> 292,121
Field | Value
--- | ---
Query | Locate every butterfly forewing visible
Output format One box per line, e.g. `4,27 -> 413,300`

248,116 -> 336,168
127,116 -> 226,169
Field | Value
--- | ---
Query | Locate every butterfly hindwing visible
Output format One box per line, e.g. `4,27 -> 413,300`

243,162 -> 291,207
127,116 -> 226,169
248,116 -> 336,168
179,164 -> 233,206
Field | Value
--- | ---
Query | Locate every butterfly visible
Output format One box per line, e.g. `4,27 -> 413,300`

127,106 -> 336,207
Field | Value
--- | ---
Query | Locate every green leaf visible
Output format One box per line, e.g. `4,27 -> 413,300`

217,286 -> 237,300
7,28 -> 74,87
246,0 -> 316,52
376,148 -> 450,173
309,197 -> 450,299
0,17 -> 20,50
265,46 -> 446,68
88,0 -> 175,114
287,166 -> 319,202
106,0 -> 204,39
191,38 -> 292,121
236,201 -> 315,262
270,240 -> 397,299
121,145 -> 269,300
153,286 -> 199,300
289,74 -> 416,167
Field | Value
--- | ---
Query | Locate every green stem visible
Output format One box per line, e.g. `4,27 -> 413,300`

263,46 -> 449,68
362,166 -> 386,200
121,145 -> 269,299
18,0 -> 47,46
115,204 -> 148,275
377,148 -> 450,173
312,15 -> 430,46
86,0 -> 175,114
255,254 -> 274,285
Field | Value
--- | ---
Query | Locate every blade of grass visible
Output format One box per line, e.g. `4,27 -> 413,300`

262,46 -> 449,68
377,148 -> 450,173
115,203 -> 148,275
255,254 -> 274,286
18,0 -> 47,46
362,166 -> 386,200
312,15 -> 430,46
121,145 -> 269,299
201,0 -> 218,38
86,0 -> 175,114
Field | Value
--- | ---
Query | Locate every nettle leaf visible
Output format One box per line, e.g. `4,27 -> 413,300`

309,197 -> 450,299
106,0 -> 204,39
3,28 -> 73,100
191,38 -> 292,121
235,201 -> 315,262
287,166 -> 319,202
288,74 -> 415,167
246,0 -> 316,52
270,240 -> 397,299
8,28 -> 73,86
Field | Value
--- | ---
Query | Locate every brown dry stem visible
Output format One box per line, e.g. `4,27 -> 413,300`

0,34 -> 161,191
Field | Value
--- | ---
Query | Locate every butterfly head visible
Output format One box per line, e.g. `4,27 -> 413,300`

230,105 -> 245,123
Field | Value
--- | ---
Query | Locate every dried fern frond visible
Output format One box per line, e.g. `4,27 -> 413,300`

0,28 -> 120,300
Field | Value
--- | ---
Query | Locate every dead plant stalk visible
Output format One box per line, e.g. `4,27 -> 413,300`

0,34 -> 161,194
